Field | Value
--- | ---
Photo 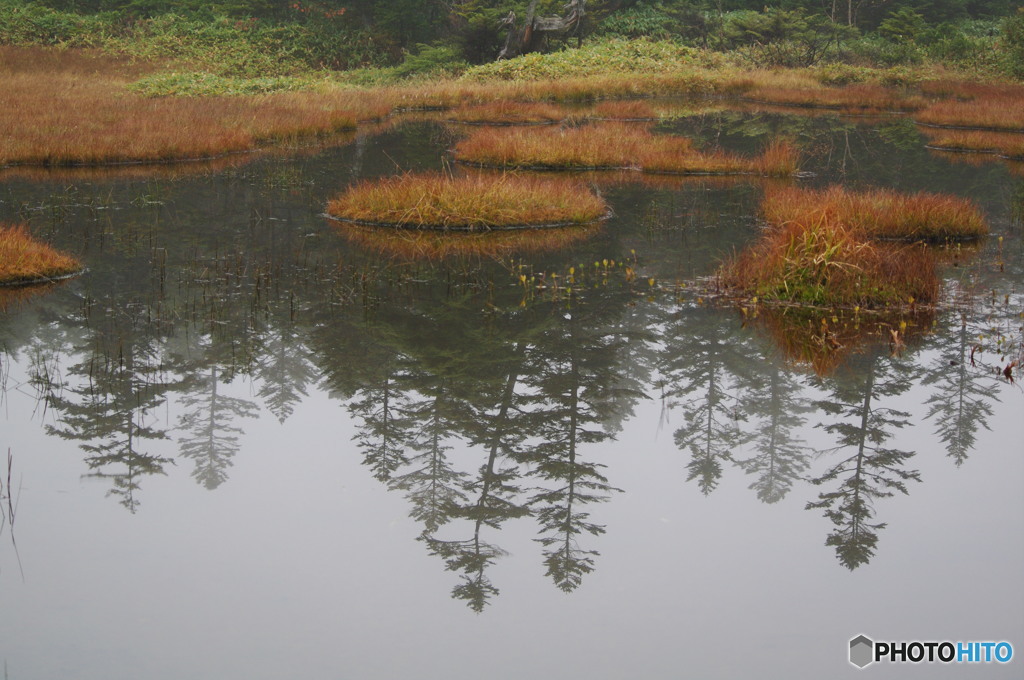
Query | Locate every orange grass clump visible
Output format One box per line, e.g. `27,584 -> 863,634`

720,216 -> 939,308
740,82 -> 924,114
447,100 -> 567,125
454,123 -> 798,177
915,92 -> 1024,132
0,223 -> 82,286
920,128 -> 1024,160
326,172 -> 608,231
760,185 -> 988,241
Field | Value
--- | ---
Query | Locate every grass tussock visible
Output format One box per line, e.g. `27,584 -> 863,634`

742,82 -> 923,113
0,223 -> 82,285
761,185 -> 988,241
915,89 -> 1024,132
446,101 -> 567,125
326,172 -> 608,231
720,216 -> 939,308
921,128 -> 1024,159
454,123 -> 798,177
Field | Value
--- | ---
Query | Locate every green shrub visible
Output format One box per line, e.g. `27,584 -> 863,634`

461,37 -> 719,81
1002,8 -> 1024,78
724,9 -> 857,67
393,43 -> 468,79
846,34 -> 926,66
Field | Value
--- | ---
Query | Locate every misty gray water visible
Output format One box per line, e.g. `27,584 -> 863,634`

1,111 -> 1022,679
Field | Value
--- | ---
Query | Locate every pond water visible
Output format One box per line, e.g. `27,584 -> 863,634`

1,111 -> 1022,679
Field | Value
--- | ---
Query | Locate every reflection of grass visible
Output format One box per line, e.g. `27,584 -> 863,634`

0,223 -> 82,285
720,216 -> 939,308
761,185 -> 988,241
588,100 -> 658,120
336,222 -> 599,260
454,123 -> 798,176
752,306 -> 933,375
326,172 -> 608,231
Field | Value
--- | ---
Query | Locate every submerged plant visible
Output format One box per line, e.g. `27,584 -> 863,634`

326,172 -> 608,231
0,223 -> 82,285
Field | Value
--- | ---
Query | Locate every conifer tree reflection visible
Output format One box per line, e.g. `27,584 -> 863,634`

923,314 -> 997,466
254,324 -> 317,424
421,346 -> 531,611
46,341 -> 175,513
735,360 -> 812,503
521,307 -> 630,592
343,334 -> 414,483
807,351 -> 921,569
178,363 -> 259,489
663,306 -> 757,495
388,380 -> 469,534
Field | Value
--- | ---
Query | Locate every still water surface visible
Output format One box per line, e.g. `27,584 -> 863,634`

1,111 -> 1022,679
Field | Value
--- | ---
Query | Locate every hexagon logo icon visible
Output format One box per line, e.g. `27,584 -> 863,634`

850,635 -> 875,668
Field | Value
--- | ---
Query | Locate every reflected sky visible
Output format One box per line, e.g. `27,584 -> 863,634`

0,110 -> 1022,679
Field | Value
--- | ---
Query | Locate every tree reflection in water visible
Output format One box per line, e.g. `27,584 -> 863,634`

0,112 -> 1019,606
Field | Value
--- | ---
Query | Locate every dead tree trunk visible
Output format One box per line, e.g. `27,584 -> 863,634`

498,0 -> 586,60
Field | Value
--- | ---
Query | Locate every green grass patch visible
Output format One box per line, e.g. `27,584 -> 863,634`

461,38 -> 724,82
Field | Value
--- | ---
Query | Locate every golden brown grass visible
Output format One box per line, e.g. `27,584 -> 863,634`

326,172 -> 608,231
915,89 -> 1024,132
454,123 -> 798,176
760,185 -> 988,241
920,128 -> 1024,159
720,215 -> 939,308
0,47 -> 390,167
446,100 -> 568,125
742,83 -> 924,114
0,223 -> 82,285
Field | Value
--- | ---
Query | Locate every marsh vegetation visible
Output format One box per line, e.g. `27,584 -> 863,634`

0,12 -> 1022,676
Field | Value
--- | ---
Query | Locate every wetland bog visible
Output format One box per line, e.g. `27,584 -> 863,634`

1,105 -> 1022,680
